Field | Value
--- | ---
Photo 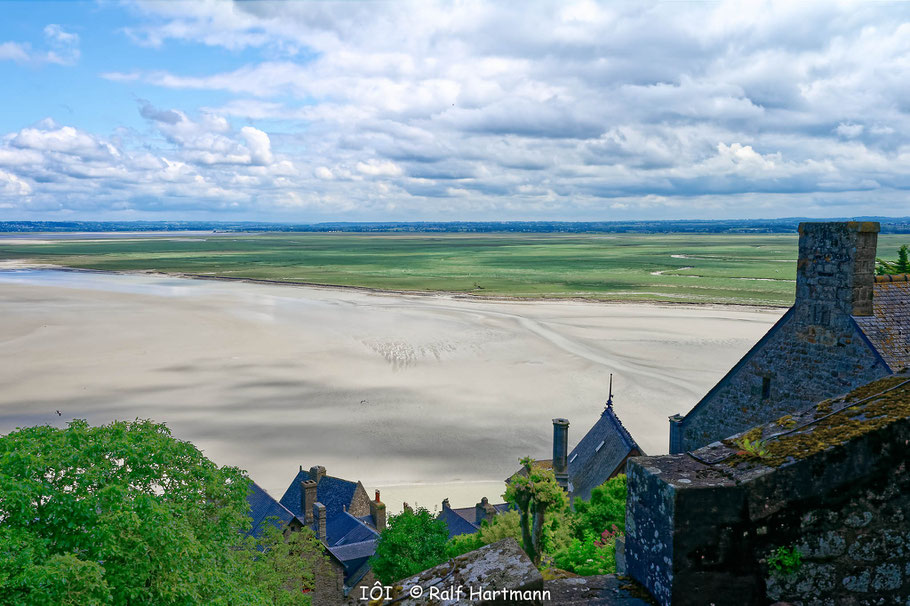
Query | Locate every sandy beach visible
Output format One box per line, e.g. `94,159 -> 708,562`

0,266 -> 783,512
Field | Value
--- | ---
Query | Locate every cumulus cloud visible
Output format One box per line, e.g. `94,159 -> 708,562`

5,1 -> 910,219
240,127 -> 273,165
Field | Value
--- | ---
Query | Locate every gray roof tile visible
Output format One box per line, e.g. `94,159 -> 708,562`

854,278 -> 910,372
567,405 -> 642,501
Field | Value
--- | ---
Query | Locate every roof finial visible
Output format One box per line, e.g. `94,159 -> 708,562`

605,373 -> 614,410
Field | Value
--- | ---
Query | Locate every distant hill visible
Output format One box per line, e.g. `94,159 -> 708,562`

2,218 -> 910,234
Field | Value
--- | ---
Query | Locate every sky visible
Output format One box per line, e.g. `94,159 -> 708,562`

1,1 -> 910,222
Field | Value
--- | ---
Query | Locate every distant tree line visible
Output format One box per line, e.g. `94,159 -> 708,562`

3,218 -> 910,234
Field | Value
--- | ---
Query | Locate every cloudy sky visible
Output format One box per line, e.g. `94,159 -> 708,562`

2,1 -> 910,222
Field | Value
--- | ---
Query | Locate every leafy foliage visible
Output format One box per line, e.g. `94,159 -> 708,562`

734,436 -> 770,460
876,244 -> 910,275
0,419 -> 318,605
552,526 -> 621,576
369,507 -> 450,584
246,522 -> 327,606
504,457 -> 568,565
445,510 -> 524,558
572,475 -> 627,539
768,545 -> 803,576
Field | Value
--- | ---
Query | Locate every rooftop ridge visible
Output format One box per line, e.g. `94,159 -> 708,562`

601,404 -> 640,453
875,273 -> 910,282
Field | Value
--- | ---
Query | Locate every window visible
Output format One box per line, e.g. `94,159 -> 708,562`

761,376 -> 771,400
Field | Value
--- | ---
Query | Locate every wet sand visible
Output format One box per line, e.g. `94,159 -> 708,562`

0,267 -> 782,512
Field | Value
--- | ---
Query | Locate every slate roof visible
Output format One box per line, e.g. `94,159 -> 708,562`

278,469 -> 359,519
328,540 -> 378,585
567,404 -> 642,502
437,502 -> 513,539
854,277 -> 910,372
324,511 -> 379,546
439,505 -> 481,539
245,481 -> 298,539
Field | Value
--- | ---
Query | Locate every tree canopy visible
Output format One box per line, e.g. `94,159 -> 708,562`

0,419 -> 318,605
369,507 -> 449,584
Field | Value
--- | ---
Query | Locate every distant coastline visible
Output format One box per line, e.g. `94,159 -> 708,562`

3,217 -> 910,234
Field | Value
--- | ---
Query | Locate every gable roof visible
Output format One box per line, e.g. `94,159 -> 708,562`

438,505 -> 481,539
278,469 -> 359,519
245,481 -> 298,539
323,511 -> 379,547
437,501 -> 514,539
567,404 -> 642,502
854,277 -> 910,372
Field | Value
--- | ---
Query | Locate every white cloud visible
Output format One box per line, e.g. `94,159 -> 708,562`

6,1 -> 910,219
0,169 -> 31,196
0,24 -> 80,66
356,160 -> 403,177
240,127 -> 273,165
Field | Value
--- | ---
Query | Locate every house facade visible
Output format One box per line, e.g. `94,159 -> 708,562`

670,222 -> 910,453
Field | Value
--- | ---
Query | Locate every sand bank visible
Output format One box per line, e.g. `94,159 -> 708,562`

0,268 -> 782,512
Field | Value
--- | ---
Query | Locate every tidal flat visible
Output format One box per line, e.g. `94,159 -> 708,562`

0,265 -> 782,512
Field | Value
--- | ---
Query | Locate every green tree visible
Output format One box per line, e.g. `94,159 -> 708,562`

504,457 -> 568,565
876,244 -> 910,275
245,522 -> 327,606
0,419 -> 317,605
899,245 -> 910,273
369,507 -> 450,584
445,510 -> 523,558
572,474 -> 627,539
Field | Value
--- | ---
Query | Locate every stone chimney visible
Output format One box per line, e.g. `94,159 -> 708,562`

796,222 -> 879,319
370,490 -> 386,532
309,465 -> 326,483
301,480 -> 317,524
442,498 -> 451,510
475,497 -> 496,525
313,502 -> 327,542
552,418 -> 570,489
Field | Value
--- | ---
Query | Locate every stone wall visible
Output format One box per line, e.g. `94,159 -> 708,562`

628,373 -> 910,606
671,222 -> 890,453
349,482 -> 372,518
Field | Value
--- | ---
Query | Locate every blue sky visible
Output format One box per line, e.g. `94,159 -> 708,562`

2,1 -> 910,222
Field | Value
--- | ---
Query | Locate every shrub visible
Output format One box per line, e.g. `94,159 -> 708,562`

572,474 -> 627,539
370,507 -> 449,584
552,526 -> 621,576
768,545 -> 802,576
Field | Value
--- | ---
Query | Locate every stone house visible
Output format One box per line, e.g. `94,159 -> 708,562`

670,222 -> 910,453
511,391 -> 643,503
244,465 -> 386,603
437,497 -> 513,538
626,371 -> 910,605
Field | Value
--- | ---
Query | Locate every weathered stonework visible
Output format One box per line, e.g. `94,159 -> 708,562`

671,222 -> 891,453
349,481 -> 372,518
381,538 -> 543,605
629,373 -> 910,605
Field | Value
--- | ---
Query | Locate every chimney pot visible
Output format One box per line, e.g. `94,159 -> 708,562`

309,465 -> 326,483
313,502 -> 327,542
370,491 -> 386,532
796,222 -> 879,318
301,480 -> 318,524
552,418 -> 570,489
